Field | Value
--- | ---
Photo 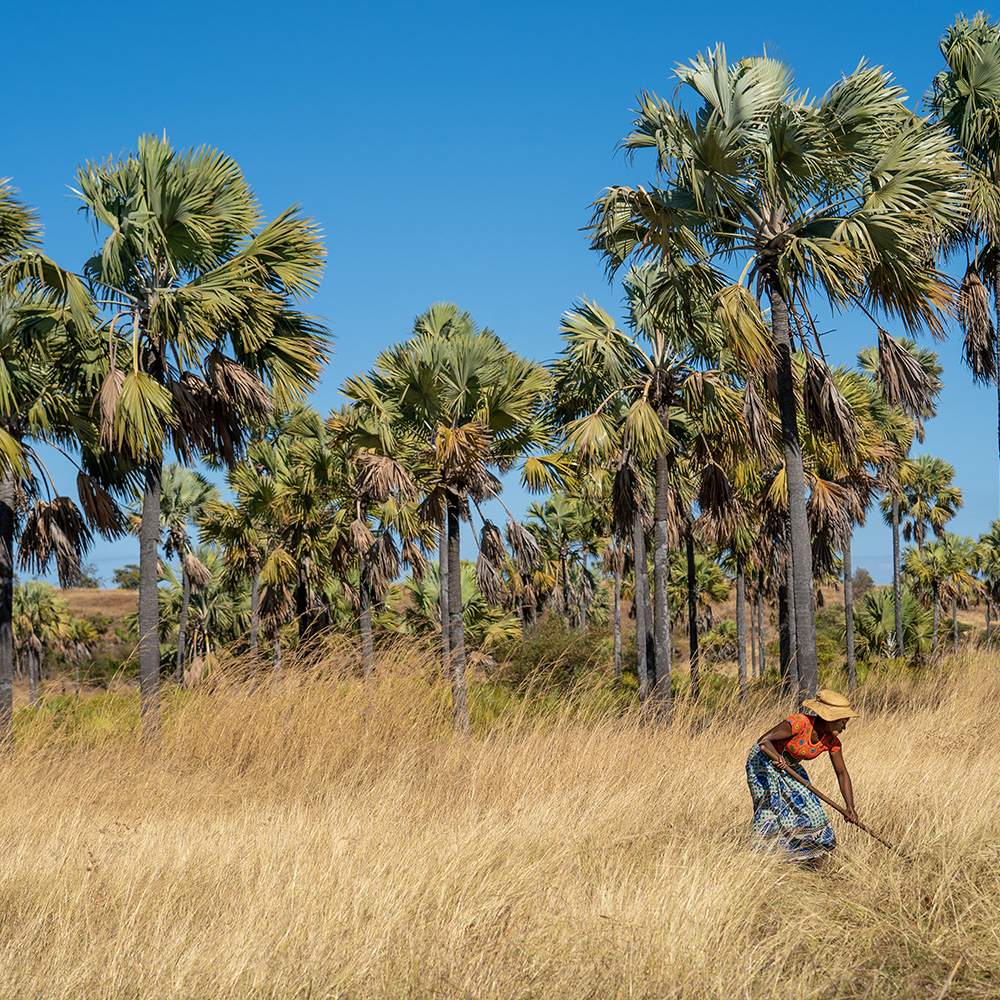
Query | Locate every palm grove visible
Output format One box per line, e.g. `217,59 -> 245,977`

3,22 -> 1000,738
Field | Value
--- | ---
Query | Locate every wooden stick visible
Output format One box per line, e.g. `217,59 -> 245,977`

777,762 -> 904,856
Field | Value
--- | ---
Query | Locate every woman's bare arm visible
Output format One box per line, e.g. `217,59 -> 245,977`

757,721 -> 793,770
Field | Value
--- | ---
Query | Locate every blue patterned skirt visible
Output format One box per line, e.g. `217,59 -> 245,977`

746,745 -> 836,860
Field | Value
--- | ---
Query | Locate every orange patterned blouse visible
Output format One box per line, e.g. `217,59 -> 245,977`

774,713 -> 842,760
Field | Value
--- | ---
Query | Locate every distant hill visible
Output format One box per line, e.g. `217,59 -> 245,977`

59,587 -> 138,624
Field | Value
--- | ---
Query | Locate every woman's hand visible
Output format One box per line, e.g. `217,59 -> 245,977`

770,756 -> 788,772
844,807 -> 859,824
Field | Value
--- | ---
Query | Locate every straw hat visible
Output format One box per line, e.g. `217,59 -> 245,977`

801,688 -> 857,722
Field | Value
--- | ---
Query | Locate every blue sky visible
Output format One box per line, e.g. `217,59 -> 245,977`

5,0 -> 994,584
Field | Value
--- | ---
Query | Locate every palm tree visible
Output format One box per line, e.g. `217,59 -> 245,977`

589,46 -> 964,696
930,14 -> 1000,513
344,311 -> 552,733
13,582 -> 70,706
851,587 -> 932,663
977,520 -> 1000,648
886,455 -> 963,553
402,561 -> 521,655
326,410 -> 429,677
199,478 -> 269,653
158,545 -> 246,676
525,493 -> 585,624
551,266 -> 752,709
67,615 -> 98,696
154,464 -> 219,682
904,534 -> 978,653
34,136 -> 329,737
0,188 -> 127,740
859,338 -> 942,657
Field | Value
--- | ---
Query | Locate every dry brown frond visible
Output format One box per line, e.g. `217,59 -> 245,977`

479,521 -> 506,565
612,454 -> 644,537
183,550 -> 213,590
506,518 -> 542,576
802,353 -> 858,460
340,580 -> 360,615
17,497 -> 92,587
364,533 -> 399,597
206,350 -> 272,422
698,461 -> 733,511
350,518 -> 375,557
96,368 -> 126,450
76,472 -> 127,539
742,378 -> 778,464
475,550 -> 508,607
259,582 -> 293,629
354,453 -> 417,503
601,542 -> 625,576
876,329 -> 940,416
401,538 -> 428,581
168,373 -> 217,465
807,477 -> 854,573
959,265 -> 996,384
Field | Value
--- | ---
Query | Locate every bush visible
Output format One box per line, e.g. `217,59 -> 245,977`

852,566 -> 875,597
491,614 -> 612,689
702,620 -> 737,663
847,587 -> 932,662
112,564 -> 140,590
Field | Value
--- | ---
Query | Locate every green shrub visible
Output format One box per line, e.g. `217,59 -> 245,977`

491,614 -> 613,689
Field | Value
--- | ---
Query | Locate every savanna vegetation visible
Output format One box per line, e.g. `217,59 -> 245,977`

4,16 -> 1000,998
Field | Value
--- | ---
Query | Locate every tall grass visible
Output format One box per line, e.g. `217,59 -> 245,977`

1,644 -> 997,998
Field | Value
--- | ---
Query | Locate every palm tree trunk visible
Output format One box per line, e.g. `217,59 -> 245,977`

758,580 -> 766,679
685,520 -> 700,701
750,583 -> 758,681
174,563 -> 192,684
249,568 -> 261,653
613,562 -> 622,685
652,454 -> 672,711
359,574 -> 374,679
29,651 -> 38,707
988,599 -> 992,652
932,584 -> 940,654
438,522 -> 450,668
736,555 -> 747,704
0,472 -> 15,744
138,457 -> 162,742
561,553 -> 572,623
952,596 -> 959,654
893,493 -> 904,657
632,513 -> 649,699
273,634 -> 282,670
768,283 -> 819,697
844,531 -> 856,692
447,494 -> 468,734
779,556 -> 799,697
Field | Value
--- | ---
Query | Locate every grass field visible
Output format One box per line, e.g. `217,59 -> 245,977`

0,644 -> 997,999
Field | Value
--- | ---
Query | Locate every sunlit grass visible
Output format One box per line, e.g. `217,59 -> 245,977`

0,643 -> 997,998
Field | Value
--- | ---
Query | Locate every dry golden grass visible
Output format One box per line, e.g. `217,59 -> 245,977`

0,645 -> 998,999
59,587 -> 138,620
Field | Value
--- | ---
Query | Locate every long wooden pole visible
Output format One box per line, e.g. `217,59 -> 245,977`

779,763 -> 903,855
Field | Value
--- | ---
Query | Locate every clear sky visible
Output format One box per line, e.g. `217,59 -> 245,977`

4,0 -> 995,584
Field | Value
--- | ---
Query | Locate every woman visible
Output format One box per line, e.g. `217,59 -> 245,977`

747,689 -> 858,865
